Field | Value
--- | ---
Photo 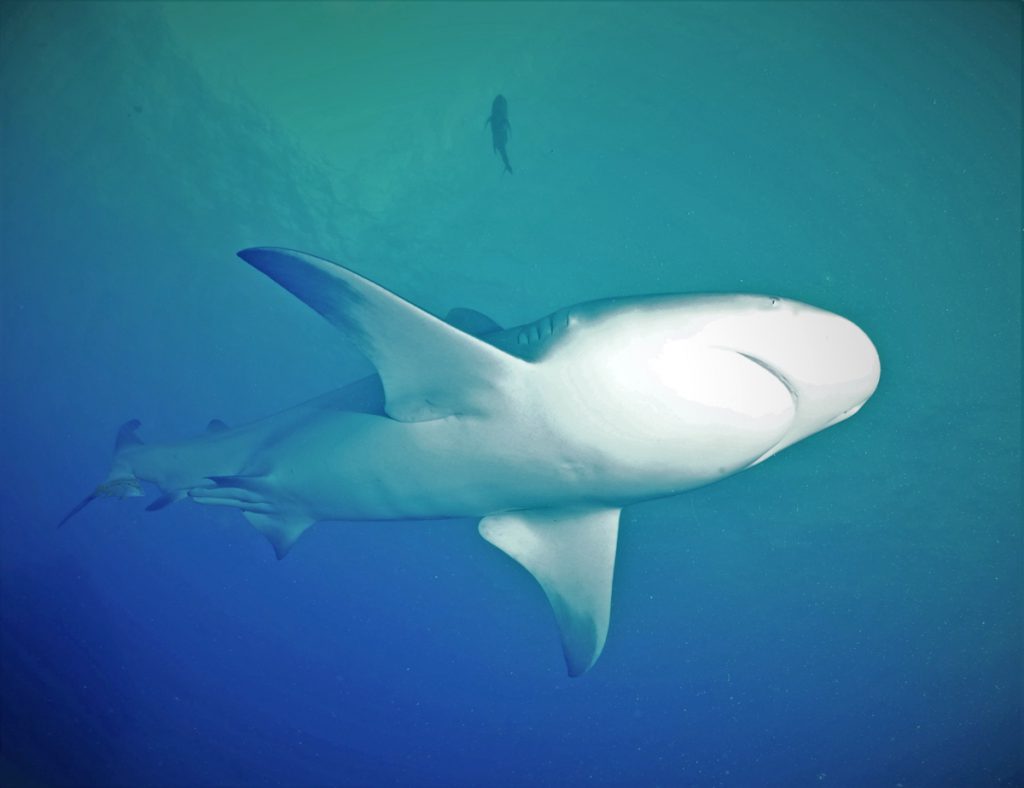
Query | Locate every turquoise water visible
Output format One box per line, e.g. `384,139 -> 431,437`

1,2 -> 1020,785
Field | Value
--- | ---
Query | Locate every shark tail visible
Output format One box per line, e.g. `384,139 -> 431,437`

500,149 -> 513,175
57,419 -> 146,527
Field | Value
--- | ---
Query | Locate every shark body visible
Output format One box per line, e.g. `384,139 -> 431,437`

70,248 -> 880,675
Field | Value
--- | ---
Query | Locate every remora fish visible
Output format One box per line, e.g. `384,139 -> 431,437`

63,248 -> 880,676
486,94 -> 513,174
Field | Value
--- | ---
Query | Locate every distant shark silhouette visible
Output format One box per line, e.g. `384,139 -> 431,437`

62,248 -> 880,676
486,94 -> 512,174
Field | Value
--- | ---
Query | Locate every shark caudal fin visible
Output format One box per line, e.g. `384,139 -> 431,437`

58,420 -> 145,527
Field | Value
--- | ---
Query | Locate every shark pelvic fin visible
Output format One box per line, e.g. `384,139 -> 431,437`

479,507 -> 621,677
243,512 -> 315,560
189,475 -> 314,558
237,248 -> 526,422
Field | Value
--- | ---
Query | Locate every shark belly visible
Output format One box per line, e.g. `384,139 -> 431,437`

251,409 -> 598,522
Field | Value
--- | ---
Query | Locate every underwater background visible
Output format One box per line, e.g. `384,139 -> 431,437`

1,2 -> 1020,786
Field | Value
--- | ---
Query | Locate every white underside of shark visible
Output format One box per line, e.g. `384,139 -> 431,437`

66,248 -> 881,676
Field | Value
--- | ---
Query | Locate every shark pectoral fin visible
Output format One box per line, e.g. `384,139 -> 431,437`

444,308 -> 503,337
237,248 -> 527,422
479,507 -> 621,677
242,512 -> 315,560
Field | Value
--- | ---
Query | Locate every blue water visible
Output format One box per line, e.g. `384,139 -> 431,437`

1,2 -> 1020,786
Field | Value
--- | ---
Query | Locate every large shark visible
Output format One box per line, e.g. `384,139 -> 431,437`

63,248 -> 881,676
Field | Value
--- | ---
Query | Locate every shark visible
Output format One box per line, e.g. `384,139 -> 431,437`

62,248 -> 881,676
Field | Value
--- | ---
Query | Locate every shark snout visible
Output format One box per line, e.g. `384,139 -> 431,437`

748,306 -> 880,407
725,306 -> 880,467
826,316 -> 881,410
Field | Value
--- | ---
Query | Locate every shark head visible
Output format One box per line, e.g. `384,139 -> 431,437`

692,295 -> 881,466
541,294 -> 881,494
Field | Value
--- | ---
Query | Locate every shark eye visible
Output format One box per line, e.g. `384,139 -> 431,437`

770,297 -> 779,306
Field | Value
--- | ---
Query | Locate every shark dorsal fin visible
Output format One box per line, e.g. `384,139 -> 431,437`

479,507 -> 621,677
238,248 -> 526,422
206,419 -> 229,434
114,419 -> 143,451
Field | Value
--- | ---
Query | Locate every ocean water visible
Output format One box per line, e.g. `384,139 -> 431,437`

1,2 -> 1020,786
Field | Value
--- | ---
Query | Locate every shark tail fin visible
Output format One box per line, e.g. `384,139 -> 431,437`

58,419 -> 146,528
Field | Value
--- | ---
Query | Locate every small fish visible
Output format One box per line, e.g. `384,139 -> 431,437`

485,94 -> 513,174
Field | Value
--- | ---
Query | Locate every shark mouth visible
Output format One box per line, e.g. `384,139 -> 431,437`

825,401 -> 865,427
